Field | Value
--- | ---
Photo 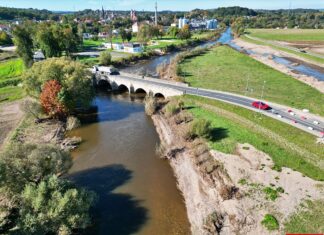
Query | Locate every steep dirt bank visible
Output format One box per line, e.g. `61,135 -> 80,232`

151,110 -> 324,234
234,38 -> 324,93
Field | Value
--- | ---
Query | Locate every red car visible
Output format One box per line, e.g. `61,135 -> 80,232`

252,101 -> 271,110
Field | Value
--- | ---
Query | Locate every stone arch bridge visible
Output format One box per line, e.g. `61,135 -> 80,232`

94,72 -> 185,98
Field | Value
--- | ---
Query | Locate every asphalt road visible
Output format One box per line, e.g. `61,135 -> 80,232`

114,73 -> 324,137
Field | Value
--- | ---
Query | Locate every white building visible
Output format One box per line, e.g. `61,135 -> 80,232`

33,51 -> 45,62
178,18 -> 189,29
103,43 -> 124,51
206,19 -> 218,30
132,22 -> 139,33
123,43 -> 143,53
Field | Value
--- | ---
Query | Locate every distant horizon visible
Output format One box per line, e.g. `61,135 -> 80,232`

0,0 -> 323,12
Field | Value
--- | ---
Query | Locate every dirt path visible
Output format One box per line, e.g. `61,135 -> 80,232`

234,38 -> 324,93
0,101 -> 23,149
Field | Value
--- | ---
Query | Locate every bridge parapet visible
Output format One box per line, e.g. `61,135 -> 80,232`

95,73 -> 184,98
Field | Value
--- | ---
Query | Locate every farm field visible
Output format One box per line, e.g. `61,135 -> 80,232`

246,28 -> 324,41
0,58 -> 24,102
180,45 -> 324,116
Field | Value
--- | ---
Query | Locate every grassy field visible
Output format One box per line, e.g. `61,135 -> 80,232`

246,29 -> 324,41
0,59 -> 25,103
180,45 -> 324,116
0,59 -> 24,79
241,35 -> 324,64
183,95 -> 324,181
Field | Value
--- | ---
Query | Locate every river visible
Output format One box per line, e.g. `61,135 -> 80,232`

68,92 -> 191,235
122,27 -> 324,81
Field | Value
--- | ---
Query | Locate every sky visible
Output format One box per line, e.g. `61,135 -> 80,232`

0,0 -> 323,11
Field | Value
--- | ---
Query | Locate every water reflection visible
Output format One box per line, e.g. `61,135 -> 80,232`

68,92 -> 191,235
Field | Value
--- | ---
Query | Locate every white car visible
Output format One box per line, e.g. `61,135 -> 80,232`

277,115 -> 282,118
289,112 -> 295,116
313,121 -> 320,125
308,127 -> 314,130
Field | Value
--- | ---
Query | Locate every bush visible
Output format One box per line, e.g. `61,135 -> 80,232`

165,103 -> 178,117
187,119 -> 212,139
0,143 -> 72,193
17,175 -> 96,234
263,187 -> 279,201
261,214 -> 279,231
99,50 -> 112,66
20,99 -> 43,120
144,96 -> 158,116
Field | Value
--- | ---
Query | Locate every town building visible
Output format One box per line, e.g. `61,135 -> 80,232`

132,22 -> 139,33
206,19 -> 218,29
33,51 -> 45,62
123,43 -> 143,53
178,18 -> 189,29
82,33 -> 93,40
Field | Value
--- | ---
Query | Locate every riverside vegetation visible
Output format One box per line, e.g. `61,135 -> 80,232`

0,57 -> 97,234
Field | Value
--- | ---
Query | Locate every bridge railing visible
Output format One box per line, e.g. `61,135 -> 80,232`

119,72 -> 189,88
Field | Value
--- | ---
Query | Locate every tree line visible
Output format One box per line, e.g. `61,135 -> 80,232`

12,21 -> 82,67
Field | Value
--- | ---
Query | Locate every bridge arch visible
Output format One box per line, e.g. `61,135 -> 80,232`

97,79 -> 112,90
118,84 -> 129,93
135,88 -> 147,95
154,93 -> 165,99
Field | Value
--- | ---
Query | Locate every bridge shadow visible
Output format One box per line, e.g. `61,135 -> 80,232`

69,164 -> 148,235
209,127 -> 229,142
77,91 -> 145,124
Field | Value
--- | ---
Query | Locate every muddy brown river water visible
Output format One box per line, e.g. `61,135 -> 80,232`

68,92 -> 190,235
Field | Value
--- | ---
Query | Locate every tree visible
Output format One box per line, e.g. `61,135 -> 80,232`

0,31 -> 12,46
23,57 -> 95,114
137,23 -> 153,44
17,175 -> 96,235
120,28 -> 127,43
12,25 -> 34,67
40,80 -> 67,118
167,26 -> 179,38
99,50 -> 112,66
126,31 -> 133,42
177,25 -> 191,40
36,23 -> 61,58
0,143 -> 72,193
104,24 -> 114,50
151,25 -> 163,39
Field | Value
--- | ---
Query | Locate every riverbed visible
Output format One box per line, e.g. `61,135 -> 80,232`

68,92 -> 190,235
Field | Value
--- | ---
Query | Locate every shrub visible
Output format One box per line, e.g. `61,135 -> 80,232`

144,96 -> 158,116
17,175 -> 96,234
261,214 -> 279,231
188,119 -> 212,139
99,50 -> 112,66
263,187 -> 279,201
174,111 -> 193,125
165,103 -> 178,117
20,99 -> 43,120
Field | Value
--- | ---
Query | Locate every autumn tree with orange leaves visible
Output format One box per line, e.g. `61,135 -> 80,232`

23,57 -> 95,118
40,80 -> 66,118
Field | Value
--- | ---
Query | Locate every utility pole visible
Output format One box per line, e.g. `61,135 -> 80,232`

155,1 -> 158,26
244,74 -> 250,96
259,80 -> 266,114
